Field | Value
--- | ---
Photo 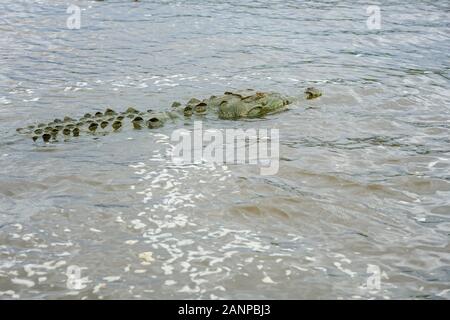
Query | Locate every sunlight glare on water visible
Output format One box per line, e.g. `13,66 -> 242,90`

0,0 -> 449,299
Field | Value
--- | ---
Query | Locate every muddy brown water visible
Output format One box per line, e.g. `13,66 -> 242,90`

0,1 -> 449,299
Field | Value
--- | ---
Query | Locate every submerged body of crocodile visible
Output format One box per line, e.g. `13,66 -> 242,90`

16,87 -> 322,142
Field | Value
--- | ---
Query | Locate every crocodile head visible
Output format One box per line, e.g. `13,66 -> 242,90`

304,87 -> 322,100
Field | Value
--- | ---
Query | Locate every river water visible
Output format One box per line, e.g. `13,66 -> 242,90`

0,0 -> 449,299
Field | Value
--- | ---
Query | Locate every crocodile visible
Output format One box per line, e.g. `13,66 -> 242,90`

15,87 -> 322,143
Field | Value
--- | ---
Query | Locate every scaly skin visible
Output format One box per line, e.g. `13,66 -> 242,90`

16,87 -> 322,143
